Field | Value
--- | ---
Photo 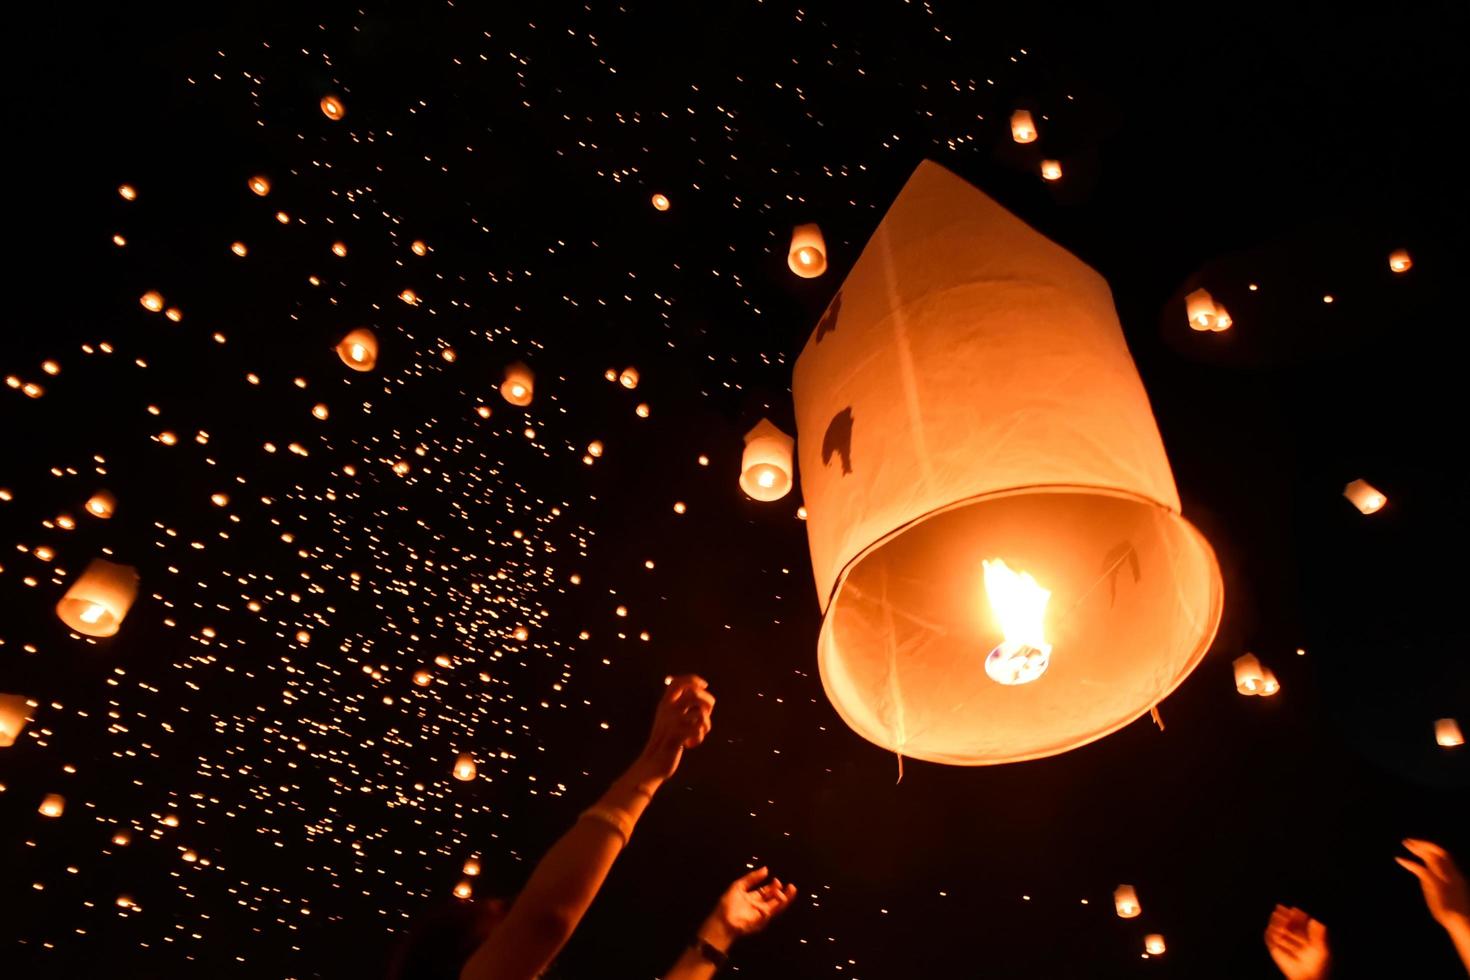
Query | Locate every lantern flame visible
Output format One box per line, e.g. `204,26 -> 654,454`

78,603 -> 106,625
982,559 -> 1052,685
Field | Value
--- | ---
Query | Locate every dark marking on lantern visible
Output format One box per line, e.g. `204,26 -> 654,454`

1102,542 -> 1141,607
815,291 -> 842,344
822,407 -> 854,475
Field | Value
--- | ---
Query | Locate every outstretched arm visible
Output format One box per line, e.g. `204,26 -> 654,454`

462,675 -> 715,980
1397,838 -> 1470,974
664,867 -> 799,980
1263,904 -> 1330,980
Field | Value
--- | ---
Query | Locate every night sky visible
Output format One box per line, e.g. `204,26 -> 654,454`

3,3 -> 1468,978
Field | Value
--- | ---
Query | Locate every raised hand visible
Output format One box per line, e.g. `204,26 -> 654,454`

634,674 -> 714,784
710,867 -> 799,941
1264,904 -> 1330,980
1396,839 -> 1470,932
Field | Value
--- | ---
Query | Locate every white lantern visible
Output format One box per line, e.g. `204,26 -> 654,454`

1010,110 -> 1037,143
792,161 -> 1222,765
788,224 -> 829,278
1233,653 -> 1265,695
1343,479 -> 1386,515
56,559 -> 139,637
1144,934 -> 1166,955
740,419 -> 795,501
1040,160 -> 1063,181
1114,884 -> 1141,918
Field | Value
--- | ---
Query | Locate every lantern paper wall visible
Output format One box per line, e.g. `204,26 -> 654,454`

336,328 -> 378,372
0,694 -> 30,747
792,161 -> 1222,765
788,224 -> 829,278
619,366 -> 640,389
1437,718 -> 1464,747
501,362 -> 535,406
56,558 -> 140,637
1388,248 -> 1412,273
1185,288 -> 1231,332
1233,653 -> 1265,695
39,793 -> 65,817
320,94 -> 345,120
1114,884 -> 1141,918
85,491 -> 116,519
1041,160 -> 1063,181
453,753 -> 477,781
463,857 -> 481,876
1010,109 -> 1037,143
1343,478 -> 1386,515
1145,934 -> 1166,955
740,419 -> 795,502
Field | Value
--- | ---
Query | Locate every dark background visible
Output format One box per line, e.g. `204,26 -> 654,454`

2,2 -> 1467,978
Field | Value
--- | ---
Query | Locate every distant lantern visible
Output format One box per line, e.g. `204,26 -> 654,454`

1114,885 -> 1141,918
587,440 -> 604,458
453,881 -> 473,899
501,362 -> 535,406
651,193 -> 671,211
452,753 -> 477,781
0,694 -> 30,748
793,161 -> 1222,765
441,348 -> 457,363
1233,653 -> 1265,695
1343,478 -> 1386,515
1436,718 -> 1464,748
320,94 -> 345,120
399,289 -> 419,306
332,241 -> 348,257
140,291 -> 165,313
1010,109 -> 1038,143
336,328 -> 379,372
1144,934 -> 1166,956
56,559 -> 139,638
248,176 -> 271,197
412,670 -> 432,687
231,241 -> 248,257
619,366 -> 640,389
1388,249 -> 1412,274
739,418 -> 795,501
1259,668 -> 1280,696
112,831 -> 130,846
1185,288 -> 1230,332
85,491 -> 117,519
476,405 -> 492,419
635,403 -> 650,418
118,184 -> 137,201
411,240 -> 428,256
312,403 -> 329,420
463,857 -> 481,876
1040,160 -> 1063,181
788,224 -> 829,278
39,794 -> 65,818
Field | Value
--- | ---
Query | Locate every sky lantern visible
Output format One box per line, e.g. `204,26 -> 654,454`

335,328 -> 378,372
791,161 -> 1222,765
1010,109 -> 1037,143
39,794 -> 65,818
118,184 -> 137,201
500,362 -> 535,406
411,240 -> 428,256
412,670 -> 432,687
452,753 -> 477,781
1388,248 -> 1412,273
1233,653 -> 1265,695
1114,885 -> 1141,918
248,175 -> 271,197
1185,288 -> 1231,332
320,94 -> 345,120
788,224 -> 829,278
1040,159 -> 1063,181
463,857 -> 481,876
1144,934 -> 1166,956
453,881 -> 473,899
740,419 -> 795,501
140,291 -> 165,313
0,694 -> 30,748
651,192 -> 670,211
1436,718 -> 1464,747
56,558 -> 139,637
619,366 -> 640,389
85,491 -> 116,519
332,241 -> 348,257
1343,478 -> 1386,515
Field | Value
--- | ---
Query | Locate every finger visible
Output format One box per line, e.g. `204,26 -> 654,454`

1396,856 -> 1431,883
1405,839 -> 1454,882
1405,838 -> 1448,859
1307,918 -> 1327,942
735,866 -> 770,890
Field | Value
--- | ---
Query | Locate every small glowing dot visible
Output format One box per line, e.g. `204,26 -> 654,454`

1322,295 -> 1334,304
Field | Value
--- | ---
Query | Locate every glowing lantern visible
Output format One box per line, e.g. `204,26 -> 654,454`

619,366 -> 640,389
248,176 -> 271,197
792,161 -> 1222,765
39,794 -> 65,818
1040,160 -> 1063,181
0,694 -> 30,747
476,405 -> 492,419
635,403 -> 650,418
413,670 -> 432,687
1114,885 -> 1141,918
463,857 -> 481,876
1388,249 -> 1412,273
140,291 -> 165,313
739,419 -> 795,502
1144,934 -> 1166,956
452,753 -> 477,781
1010,110 -> 1037,143
335,328 -> 378,372
788,224 -> 829,278
320,94 -> 345,120
86,491 -> 116,519
112,831 -> 130,846
1233,653 -> 1265,695
411,240 -> 428,256
56,559 -> 139,637
1185,288 -> 1231,332
501,362 -> 535,407
1436,718 -> 1464,747
399,289 -> 419,306
651,193 -> 671,211
332,241 -> 348,257
587,441 -> 604,458
118,184 -> 137,201
1343,479 -> 1386,515
454,881 -> 473,899
312,403 -> 329,420
1259,668 -> 1280,696
230,241 -> 248,257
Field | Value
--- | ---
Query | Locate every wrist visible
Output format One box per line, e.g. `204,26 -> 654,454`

697,915 -> 739,953
623,757 -> 667,795
1442,911 -> 1470,937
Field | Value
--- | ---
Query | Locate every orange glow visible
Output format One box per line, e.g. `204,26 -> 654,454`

411,240 -> 428,256
453,753 -> 477,781
1144,934 -> 1166,956
1114,884 -> 1140,918
476,405 -> 492,419
0,694 -> 30,748
1233,653 -> 1265,695
1185,288 -> 1230,332
463,857 -> 481,876
311,404 -> 329,420
320,94 -> 345,120
412,670 -> 432,687
739,418 -> 794,501
587,440 -> 604,458
635,403 -> 650,418
118,184 -> 137,201
335,328 -> 379,372
501,362 -> 535,407
1436,718 -> 1464,747
1010,109 -> 1037,143
441,348 -> 457,363
788,224 -> 829,278
651,193 -> 670,211
453,881 -> 473,899
231,241 -> 248,257
1343,478 -> 1386,515
39,794 -> 65,818
981,559 -> 1052,686
1388,248 -> 1412,273
248,176 -> 271,197
332,241 -> 348,257
1040,159 -> 1063,181
619,366 -> 640,389
140,291 -> 165,313
56,559 -> 139,637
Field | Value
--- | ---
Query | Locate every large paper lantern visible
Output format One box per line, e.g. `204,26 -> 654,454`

792,161 -> 1222,765
1114,884 -> 1141,918
501,362 -> 535,406
453,752 -> 477,781
1343,478 -> 1386,515
56,558 -> 139,637
39,794 -> 65,817
788,224 -> 829,278
1437,718 -> 1464,747
1010,110 -> 1038,143
1144,934 -> 1166,956
740,419 -> 795,501
0,694 -> 30,748
336,328 -> 378,372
